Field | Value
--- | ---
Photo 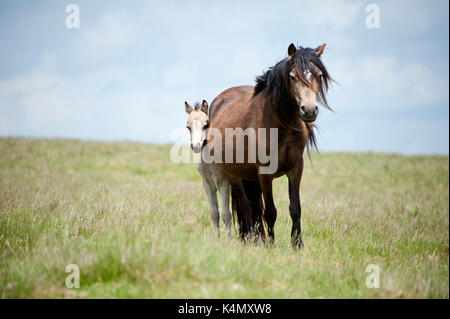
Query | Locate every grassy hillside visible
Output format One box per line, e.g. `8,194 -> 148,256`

0,138 -> 448,298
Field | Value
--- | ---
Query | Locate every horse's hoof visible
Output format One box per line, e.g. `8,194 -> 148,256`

265,237 -> 275,248
255,237 -> 264,247
292,239 -> 304,250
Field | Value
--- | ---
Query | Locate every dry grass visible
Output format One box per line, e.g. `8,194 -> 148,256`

0,138 -> 448,298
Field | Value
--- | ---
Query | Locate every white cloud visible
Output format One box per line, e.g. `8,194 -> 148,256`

378,0 -> 448,33
0,0 -> 447,155
328,55 -> 449,110
71,10 -> 138,63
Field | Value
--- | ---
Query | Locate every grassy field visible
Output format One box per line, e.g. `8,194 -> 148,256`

0,137 -> 448,298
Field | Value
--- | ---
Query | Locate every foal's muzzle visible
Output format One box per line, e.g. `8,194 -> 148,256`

300,105 -> 319,122
191,142 -> 202,153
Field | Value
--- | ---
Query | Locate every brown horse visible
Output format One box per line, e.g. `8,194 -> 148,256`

207,43 -> 333,248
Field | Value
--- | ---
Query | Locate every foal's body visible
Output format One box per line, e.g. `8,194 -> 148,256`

185,101 -> 232,238
197,158 -> 232,238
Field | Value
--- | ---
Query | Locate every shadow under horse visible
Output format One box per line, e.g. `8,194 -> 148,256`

206,43 -> 334,248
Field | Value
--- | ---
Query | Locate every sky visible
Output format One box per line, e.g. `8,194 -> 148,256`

0,0 -> 448,155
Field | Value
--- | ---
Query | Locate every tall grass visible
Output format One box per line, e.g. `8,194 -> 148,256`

0,138 -> 448,298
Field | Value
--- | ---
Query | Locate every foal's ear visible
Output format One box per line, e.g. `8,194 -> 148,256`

315,43 -> 326,57
201,100 -> 209,114
185,101 -> 193,114
288,43 -> 297,57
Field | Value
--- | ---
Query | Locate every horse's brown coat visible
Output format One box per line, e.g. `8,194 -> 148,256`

207,44 -> 333,247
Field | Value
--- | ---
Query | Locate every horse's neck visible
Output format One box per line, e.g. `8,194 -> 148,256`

257,92 -> 302,133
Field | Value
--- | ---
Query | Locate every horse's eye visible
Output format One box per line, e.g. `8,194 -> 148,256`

186,126 -> 190,130
204,124 -> 209,129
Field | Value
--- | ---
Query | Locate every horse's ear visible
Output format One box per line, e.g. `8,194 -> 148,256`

185,101 -> 193,114
201,100 -> 208,114
288,43 -> 297,57
315,43 -> 326,57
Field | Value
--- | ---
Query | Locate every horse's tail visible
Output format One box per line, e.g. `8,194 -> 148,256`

231,180 -> 266,241
231,189 -> 240,235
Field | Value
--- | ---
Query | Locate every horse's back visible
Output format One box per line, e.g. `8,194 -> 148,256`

207,85 -> 262,181
209,85 -> 254,121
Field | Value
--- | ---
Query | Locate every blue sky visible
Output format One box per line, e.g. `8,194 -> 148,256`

0,0 -> 448,154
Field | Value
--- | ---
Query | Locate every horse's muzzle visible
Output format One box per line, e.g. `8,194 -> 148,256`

300,105 -> 319,122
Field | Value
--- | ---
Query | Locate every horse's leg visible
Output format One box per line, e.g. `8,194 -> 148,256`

258,174 -> 277,245
202,179 -> 220,237
242,180 -> 265,244
287,161 -> 304,249
230,180 -> 253,241
219,181 -> 232,239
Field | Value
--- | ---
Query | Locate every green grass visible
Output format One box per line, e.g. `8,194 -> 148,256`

0,137 -> 448,298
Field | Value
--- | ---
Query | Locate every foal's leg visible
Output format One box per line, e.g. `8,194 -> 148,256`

258,174 -> 277,245
287,162 -> 304,249
202,179 -> 220,237
219,181 -> 232,239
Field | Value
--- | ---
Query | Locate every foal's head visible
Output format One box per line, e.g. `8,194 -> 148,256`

185,100 -> 209,153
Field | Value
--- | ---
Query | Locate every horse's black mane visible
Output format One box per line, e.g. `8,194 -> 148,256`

253,45 -> 333,151
254,46 -> 332,108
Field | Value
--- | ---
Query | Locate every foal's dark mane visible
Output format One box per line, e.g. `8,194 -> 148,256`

253,46 -> 333,151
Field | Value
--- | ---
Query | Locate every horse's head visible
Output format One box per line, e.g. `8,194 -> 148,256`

284,43 -> 331,122
185,100 -> 209,153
